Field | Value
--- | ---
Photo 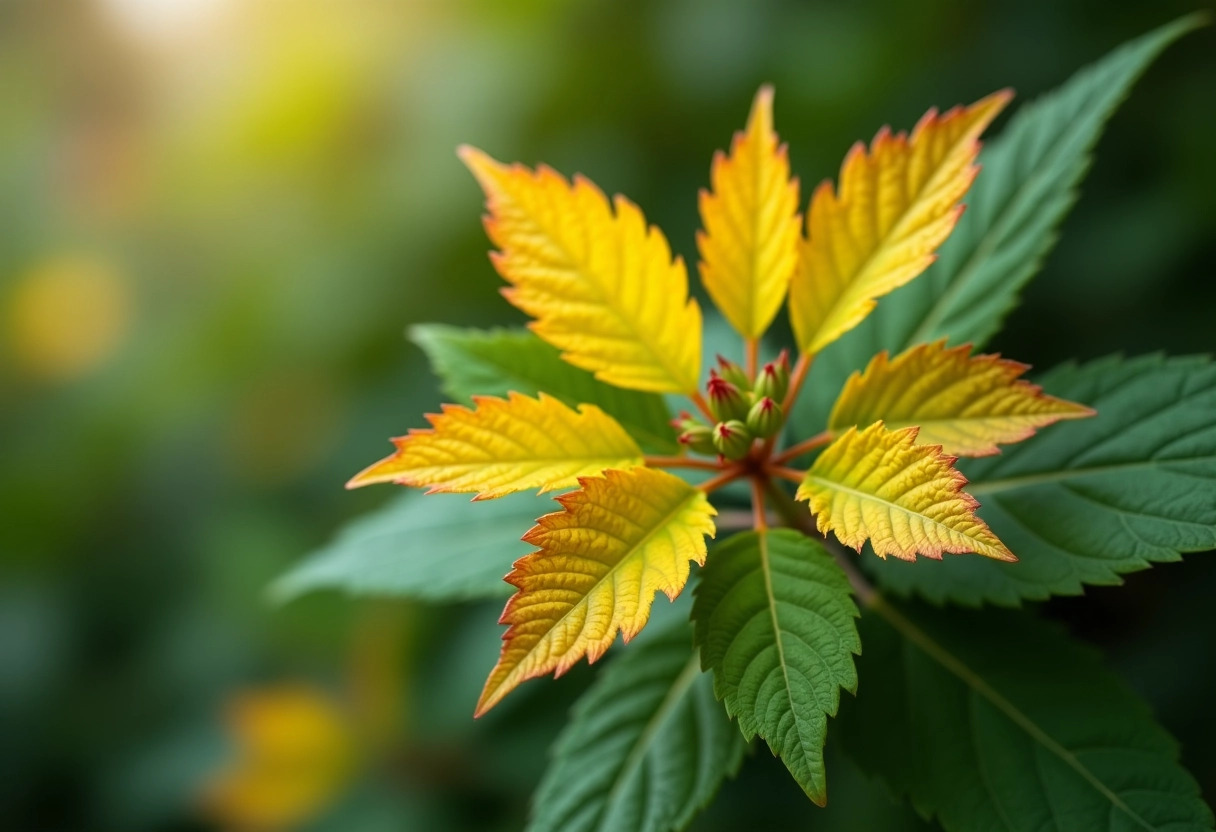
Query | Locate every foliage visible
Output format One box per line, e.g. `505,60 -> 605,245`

277,15 -> 1214,831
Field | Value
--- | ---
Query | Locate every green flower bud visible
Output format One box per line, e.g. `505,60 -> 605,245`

746,396 -> 784,439
707,375 -> 750,422
754,349 -> 791,402
713,419 -> 753,460
672,410 -> 708,435
678,424 -> 717,455
715,355 -> 751,390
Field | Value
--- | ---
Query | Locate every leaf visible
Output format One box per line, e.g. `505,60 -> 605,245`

529,620 -> 745,832
460,146 -> 702,394
868,354 -> 1216,605
347,392 -> 643,499
692,529 -> 860,805
797,422 -> 1014,561
828,340 -> 1093,457
838,600 -> 1215,832
410,324 -> 676,452
270,490 -> 555,603
697,85 -> 801,339
476,467 -> 716,716
788,91 -> 1010,356
795,17 -> 1200,433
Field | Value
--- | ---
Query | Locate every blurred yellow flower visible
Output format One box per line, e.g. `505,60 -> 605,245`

6,255 -> 132,381
201,684 -> 356,831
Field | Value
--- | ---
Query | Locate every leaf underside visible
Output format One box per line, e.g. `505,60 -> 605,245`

839,600 -> 1214,832
693,529 -> 860,805
477,467 -> 716,716
869,354 -> 1216,605
529,621 -> 745,832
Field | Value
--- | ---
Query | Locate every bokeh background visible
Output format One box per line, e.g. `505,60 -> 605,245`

2,1 -> 1213,829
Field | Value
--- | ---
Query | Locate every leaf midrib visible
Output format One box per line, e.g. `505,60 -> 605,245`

872,598 -> 1155,831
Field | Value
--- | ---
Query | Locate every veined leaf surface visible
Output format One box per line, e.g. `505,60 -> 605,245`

348,392 -> 643,499
529,621 -> 744,832
697,85 -> 800,339
789,91 -> 1010,355
829,340 -> 1093,457
461,146 -> 702,393
869,355 -> 1216,605
797,423 -> 1013,561
477,467 -> 716,716
795,17 -> 1199,433
693,530 -> 860,805
839,600 -> 1214,832
410,325 -> 676,452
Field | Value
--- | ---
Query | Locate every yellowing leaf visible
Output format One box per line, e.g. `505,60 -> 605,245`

476,467 -> 716,716
459,147 -> 703,393
697,85 -> 801,339
796,422 -> 1014,562
829,340 -> 1095,456
789,90 -> 1012,355
347,392 -> 643,499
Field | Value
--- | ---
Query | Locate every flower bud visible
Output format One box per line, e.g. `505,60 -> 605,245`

707,375 -> 750,422
746,396 -> 784,439
678,424 -> 717,455
672,410 -> 708,435
715,355 -> 751,390
713,419 -> 753,460
754,349 -> 791,402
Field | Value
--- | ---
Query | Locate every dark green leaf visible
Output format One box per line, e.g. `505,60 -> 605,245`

270,490 -> 552,603
692,529 -> 860,804
870,354 -> 1216,605
411,324 -> 676,452
839,599 -> 1214,831
795,15 -> 1201,433
529,620 -> 745,832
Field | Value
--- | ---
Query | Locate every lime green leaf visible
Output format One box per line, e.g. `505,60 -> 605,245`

795,16 -> 1201,433
270,490 -> 552,603
839,600 -> 1214,831
529,621 -> 745,832
692,529 -> 860,805
411,325 -> 676,452
869,355 -> 1216,605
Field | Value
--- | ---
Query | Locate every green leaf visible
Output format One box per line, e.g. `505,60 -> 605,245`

838,599 -> 1214,832
528,620 -> 745,832
869,354 -> 1216,605
692,529 -> 860,805
270,490 -> 553,603
794,15 -> 1201,433
411,324 -> 676,452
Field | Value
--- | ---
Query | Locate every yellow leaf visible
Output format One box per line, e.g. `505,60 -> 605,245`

829,340 -> 1095,456
697,85 -> 801,339
796,422 -> 1014,562
347,392 -> 643,499
789,90 -> 1012,355
201,684 -> 355,831
476,467 -> 716,715
459,146 -> 703,393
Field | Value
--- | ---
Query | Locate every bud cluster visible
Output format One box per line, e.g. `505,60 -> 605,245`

675,351 -> 791,461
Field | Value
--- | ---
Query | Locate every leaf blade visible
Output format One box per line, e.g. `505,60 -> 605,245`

789,91 -> 1010,355
347,392 -> 643,499
529,621 -> 745,832
410,324 -> 676,452
839,600 -> 1214,831
868,354 -> 1216,605
692,529 -> 860,805
828,340 -> 1093,457
461,147 -> 702,393
797,423 -> 1014,561
477,467 -> 716,715
697,85 -> 801,339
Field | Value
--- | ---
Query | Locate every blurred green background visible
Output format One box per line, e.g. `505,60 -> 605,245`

1,1 -> 1213,829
